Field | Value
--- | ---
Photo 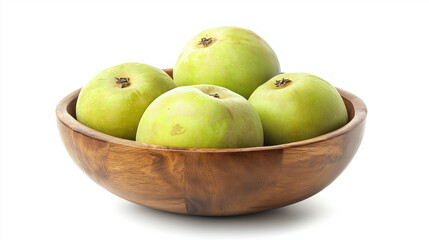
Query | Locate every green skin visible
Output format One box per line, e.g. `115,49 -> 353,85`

76,63 -> 176,140
174,26 -> 280,99
249,73 -> 348,145
136,85 -> 264,148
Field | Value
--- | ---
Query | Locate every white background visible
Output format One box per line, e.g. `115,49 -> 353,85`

1,0 -> 428,239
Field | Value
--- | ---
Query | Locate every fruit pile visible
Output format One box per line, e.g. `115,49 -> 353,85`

76,26 -> 348,148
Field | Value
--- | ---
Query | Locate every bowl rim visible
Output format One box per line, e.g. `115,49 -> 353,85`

56,81 -> 367,153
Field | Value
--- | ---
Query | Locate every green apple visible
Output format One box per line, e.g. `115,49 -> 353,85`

174,26 -> 280,99
249,73 -> 348,145
76,62 -> 176,140
136,84 -> 264,148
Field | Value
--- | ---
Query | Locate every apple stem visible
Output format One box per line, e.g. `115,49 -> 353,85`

209,93 -> 220,98
275,78 -> 292,87
199,37 -> 213,47
116,77 -> 131,88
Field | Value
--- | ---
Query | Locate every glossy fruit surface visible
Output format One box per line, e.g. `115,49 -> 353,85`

136,84 -> 264,148
249,73 -> 348,145
174,26 -> 280,98
76,62 -> 176,140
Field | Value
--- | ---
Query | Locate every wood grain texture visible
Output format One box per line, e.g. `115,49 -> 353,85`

56,68 -> 367,216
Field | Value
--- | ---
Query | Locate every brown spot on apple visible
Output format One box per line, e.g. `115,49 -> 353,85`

171,124 -> 186,136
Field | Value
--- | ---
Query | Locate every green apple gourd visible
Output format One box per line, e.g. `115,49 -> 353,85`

136,84 -> 264,148
76,62 -> 176,140
173,26 -> 280,99
249,73 -> 348,145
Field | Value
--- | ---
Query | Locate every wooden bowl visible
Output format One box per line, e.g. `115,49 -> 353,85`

56,69 -> 367,216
